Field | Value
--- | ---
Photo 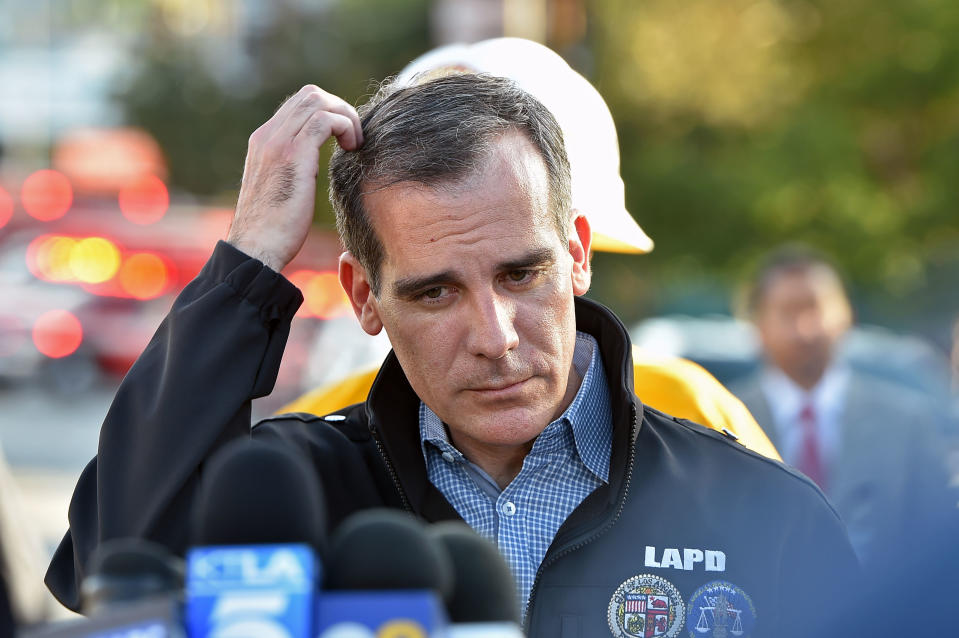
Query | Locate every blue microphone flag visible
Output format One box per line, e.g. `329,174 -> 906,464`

186,544 -> 317,638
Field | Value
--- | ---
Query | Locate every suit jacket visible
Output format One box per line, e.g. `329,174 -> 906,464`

733,368 -> 955,568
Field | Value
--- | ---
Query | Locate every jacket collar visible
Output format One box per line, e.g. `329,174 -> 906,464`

363,296 -> 642,521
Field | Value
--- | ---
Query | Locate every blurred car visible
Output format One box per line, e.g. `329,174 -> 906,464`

0,231 -> 93,391
1,202 -> 345,393
630,314 -> 954,403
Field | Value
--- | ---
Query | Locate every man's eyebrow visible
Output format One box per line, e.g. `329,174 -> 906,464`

392,271 -> 458,299
499,247 -> 556,272
390,248 -> 557,299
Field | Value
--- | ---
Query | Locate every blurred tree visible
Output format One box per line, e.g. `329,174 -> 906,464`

589,0 -> 959,331
115,0 -> 430,226
115,0 -> 959,339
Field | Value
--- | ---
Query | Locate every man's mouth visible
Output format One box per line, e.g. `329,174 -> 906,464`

468,377 -> 530,395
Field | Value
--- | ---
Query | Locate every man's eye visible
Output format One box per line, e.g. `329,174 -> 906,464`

506,270 -> 534,284
418,286 -> 453,302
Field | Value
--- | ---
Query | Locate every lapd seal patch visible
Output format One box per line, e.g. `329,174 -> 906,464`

608,574 -> 685,637
686,580 -> 756,637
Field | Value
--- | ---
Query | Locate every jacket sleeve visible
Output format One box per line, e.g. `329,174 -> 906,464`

44,241 -> 303,612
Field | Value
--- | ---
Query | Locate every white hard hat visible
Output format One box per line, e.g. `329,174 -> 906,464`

396,37 -> 654,254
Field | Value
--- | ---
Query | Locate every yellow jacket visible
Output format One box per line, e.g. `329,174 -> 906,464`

280,345 -> 781,461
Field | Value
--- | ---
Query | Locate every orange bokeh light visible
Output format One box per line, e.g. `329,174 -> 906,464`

21,170 -> 73,221
303,271 -> 350,319
118,175 -> 169,225
119,252 -> 171,299
33,309 -> 83,358
287,270 -> 316,317
0,185 -> 12,229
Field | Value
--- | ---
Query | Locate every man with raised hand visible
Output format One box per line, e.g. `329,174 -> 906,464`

284,38 -> 779,462
48,74 -> 855,636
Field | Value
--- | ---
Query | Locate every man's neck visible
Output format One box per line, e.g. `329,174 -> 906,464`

450,437 -> 535,490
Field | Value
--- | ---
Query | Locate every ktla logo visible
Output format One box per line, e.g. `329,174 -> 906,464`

187,546 -> 313,591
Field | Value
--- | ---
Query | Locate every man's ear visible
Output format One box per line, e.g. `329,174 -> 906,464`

569,211 -> 592,296
338,252 -> 383,335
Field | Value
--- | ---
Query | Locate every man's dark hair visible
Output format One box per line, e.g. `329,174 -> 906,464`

746,244 -> 849,316
329,73 -> 572,295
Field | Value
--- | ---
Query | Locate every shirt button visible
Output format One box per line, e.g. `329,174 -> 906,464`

442,452 -> 455,464
502,501 -> 517,516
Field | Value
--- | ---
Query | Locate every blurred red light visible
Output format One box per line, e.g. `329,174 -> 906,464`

32,309 -> 83,358
21,170 -> 73,221
118,174 -> 169,225
0,185 -> 12,229
119,252 -> 170,299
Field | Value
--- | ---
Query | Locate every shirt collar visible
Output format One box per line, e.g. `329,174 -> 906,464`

554,331 -> 612,483
420,331 -> 611,484
760,363 -> 850,428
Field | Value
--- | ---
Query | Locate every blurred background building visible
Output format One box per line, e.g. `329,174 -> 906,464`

1,0 -> 958,624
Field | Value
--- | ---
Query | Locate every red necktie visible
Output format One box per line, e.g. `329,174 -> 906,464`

797,402 -> 827,490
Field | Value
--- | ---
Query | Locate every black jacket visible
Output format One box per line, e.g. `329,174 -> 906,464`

46,242 -> 857,637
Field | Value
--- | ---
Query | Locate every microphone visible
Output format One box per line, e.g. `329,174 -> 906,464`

81,537 -> 185,615
317,509 -> 452,637
428,522 -> 525,638
185,438 -> 327,638
25,538 -> 185,637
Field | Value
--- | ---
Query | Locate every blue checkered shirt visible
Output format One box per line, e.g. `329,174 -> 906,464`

420,331 -> 613,619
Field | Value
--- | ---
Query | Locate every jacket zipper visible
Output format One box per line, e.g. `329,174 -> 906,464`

371,427 -> 414,513
523,402 -> 639,631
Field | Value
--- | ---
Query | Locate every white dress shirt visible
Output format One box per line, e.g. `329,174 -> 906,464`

759,364 -> 850,475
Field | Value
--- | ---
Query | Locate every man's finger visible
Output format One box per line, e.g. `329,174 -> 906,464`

276,89 -> 363,149
256,84 -> 324,141
321,95 -> 363,147
294,110 -> 360,151
264,89 -> 350,149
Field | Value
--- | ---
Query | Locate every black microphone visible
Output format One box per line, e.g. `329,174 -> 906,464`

185,438 -> 327,638
81,538 -> 184,615
189,438 -> 327,550
324,509 -> 452,594
428,521 -> 525,637
26,539 -> 184,637
317,508 -> 453,636
28,439 -> 329,638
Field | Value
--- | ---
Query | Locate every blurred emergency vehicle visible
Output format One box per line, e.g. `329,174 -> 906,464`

0,128 -> 348,395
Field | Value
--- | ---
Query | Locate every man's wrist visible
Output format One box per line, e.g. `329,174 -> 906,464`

225,238 -> 283,273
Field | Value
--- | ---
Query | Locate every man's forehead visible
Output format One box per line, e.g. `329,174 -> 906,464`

361,129 -> 548,195
363,132 -> 557,246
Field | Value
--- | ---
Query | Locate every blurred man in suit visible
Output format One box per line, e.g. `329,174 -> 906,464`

732,245 -> 956,569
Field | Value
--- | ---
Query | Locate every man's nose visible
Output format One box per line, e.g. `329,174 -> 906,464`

466,293 -> 519,360
794,310 -> 826,343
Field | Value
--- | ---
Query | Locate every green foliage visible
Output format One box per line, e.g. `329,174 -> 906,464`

590,0 -> 959,330
116,0 -> 958,335
116,0 -> 430,226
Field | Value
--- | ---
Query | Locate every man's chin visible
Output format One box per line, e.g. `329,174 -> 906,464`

449,405 -> 555,446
